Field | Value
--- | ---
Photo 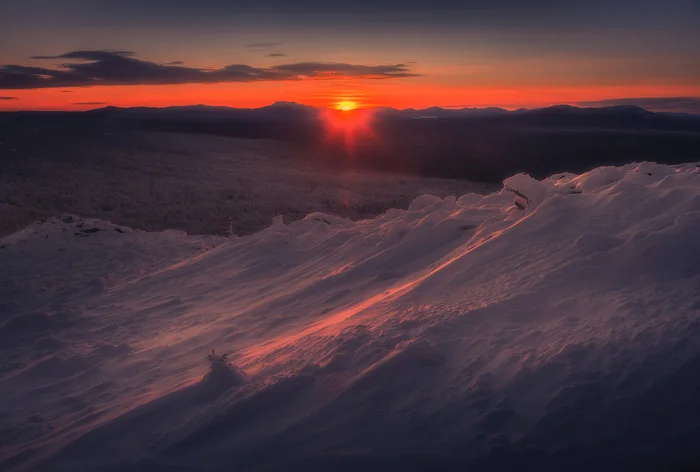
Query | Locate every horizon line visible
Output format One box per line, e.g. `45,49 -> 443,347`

1,101 -> 694,115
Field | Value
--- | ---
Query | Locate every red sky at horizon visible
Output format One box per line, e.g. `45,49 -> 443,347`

2,81 -> 700,112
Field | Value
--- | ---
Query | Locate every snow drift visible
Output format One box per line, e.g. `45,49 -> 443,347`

1,162 -> 700,471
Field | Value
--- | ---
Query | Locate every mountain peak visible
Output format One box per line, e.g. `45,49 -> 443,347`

267,101 -> 314,109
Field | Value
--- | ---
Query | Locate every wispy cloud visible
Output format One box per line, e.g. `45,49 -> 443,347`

245,42 -> 281,48
0,96 -> 18,100
577,97 -> 700,114
31,50 -> 135,61
268,53 -> 287,57
166,61 -> 184,65
73,101 -> 107,105
0,50 -> 420,89
272,62 -> 418,79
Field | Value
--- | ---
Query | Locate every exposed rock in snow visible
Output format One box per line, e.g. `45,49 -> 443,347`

1,162 -> 700,471
205,350 -> 246,388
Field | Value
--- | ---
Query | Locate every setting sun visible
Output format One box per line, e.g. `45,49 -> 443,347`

335,100 -> 358,111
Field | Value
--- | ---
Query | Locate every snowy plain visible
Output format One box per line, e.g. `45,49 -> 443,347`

1,162 -> 700,471
0,129 -> 494,237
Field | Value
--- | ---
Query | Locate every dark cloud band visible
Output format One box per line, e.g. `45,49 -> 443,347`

0,50 -> 419,89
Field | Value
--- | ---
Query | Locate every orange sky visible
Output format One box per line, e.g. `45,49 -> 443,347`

3,80 -> 700,112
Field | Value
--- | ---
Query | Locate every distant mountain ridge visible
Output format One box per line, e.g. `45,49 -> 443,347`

85,101 -> 320,122
70,101 -> 700,123
83,101 -> 656,117
4,100 -> 698,143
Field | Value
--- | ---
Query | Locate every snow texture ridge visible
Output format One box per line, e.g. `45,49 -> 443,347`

1,162 -> 700,471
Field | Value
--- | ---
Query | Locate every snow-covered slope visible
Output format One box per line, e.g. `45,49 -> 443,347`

2,162 -> 700,471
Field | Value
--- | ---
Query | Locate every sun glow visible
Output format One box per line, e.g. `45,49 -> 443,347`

335,100 -> 358,111
321,106 -> 377,154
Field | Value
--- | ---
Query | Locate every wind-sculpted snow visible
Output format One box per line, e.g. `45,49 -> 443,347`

1,162 -> 700,471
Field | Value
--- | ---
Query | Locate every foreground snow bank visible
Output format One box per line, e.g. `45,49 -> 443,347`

1,162 -> 700,472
